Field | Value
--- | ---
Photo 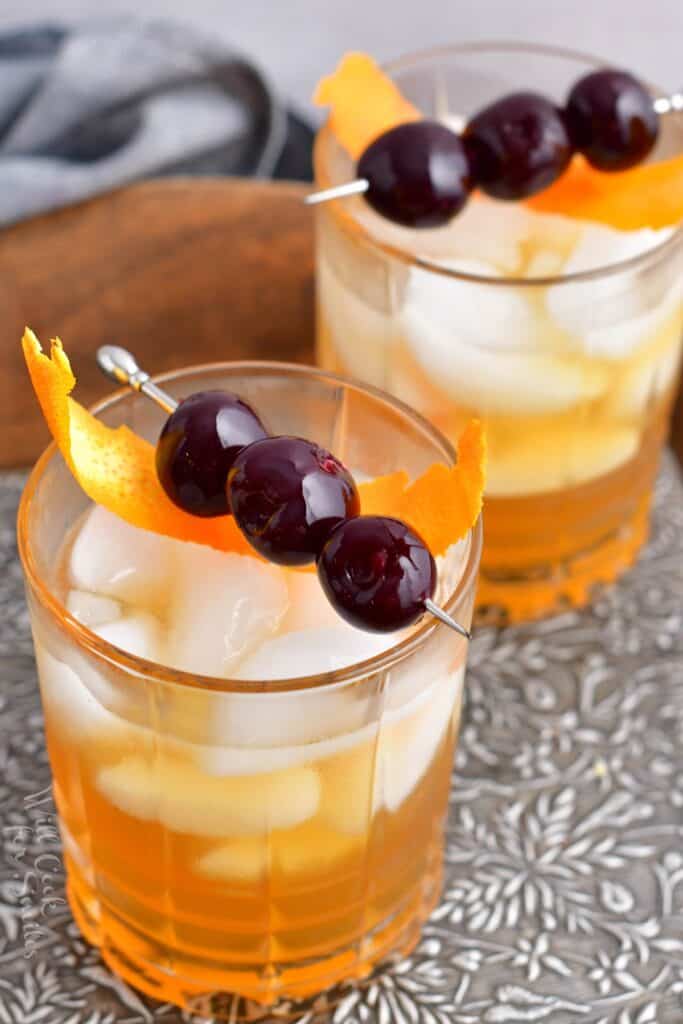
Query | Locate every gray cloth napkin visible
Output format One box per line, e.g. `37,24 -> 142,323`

0,19 -> 291,226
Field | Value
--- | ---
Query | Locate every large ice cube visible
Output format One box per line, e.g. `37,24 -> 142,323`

66,589 -> 122,628
35,644 -> 117,739
547,224 -> 677,358
197,837 -> 267,882
401,260 -> 608,414
96,756 -> 321,837
164,546 -> 289,677
94,613 -> 164,663
379,668 -> 464,812
487,422 -> 640,496
234,625 -> 396,681
69,506 -> 176,607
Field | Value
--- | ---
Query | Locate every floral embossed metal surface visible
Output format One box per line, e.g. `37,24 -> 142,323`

1,459 -> 683,1024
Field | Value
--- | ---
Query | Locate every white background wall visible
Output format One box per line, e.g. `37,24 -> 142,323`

0,0 -> 680,119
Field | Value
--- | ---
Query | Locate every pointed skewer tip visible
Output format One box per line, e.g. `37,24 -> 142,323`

424,598 -> 471,641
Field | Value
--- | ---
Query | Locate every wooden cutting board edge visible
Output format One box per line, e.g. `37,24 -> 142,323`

0,177 -> 314,467
1,175 -> 681,470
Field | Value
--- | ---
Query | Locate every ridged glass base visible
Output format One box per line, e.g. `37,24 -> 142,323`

67,859 -> 443,1020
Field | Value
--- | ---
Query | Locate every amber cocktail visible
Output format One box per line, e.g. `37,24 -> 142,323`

314,44 -> 683,621
19,362 -> 480,1018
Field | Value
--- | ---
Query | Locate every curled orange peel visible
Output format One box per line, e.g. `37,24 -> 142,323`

527,152 -> 683,230
22,330 -> 485,558
313,52 -> 420,159
22,329 -> 252,554
357,419 -> 486,556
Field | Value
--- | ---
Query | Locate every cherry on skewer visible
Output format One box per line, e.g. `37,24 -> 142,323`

317,515 -> 435,632
96,346 -> 472,641
317,514 -> 470,638
357,120 -> 473,227
305,72 -> 682,226
565,69 -> 659,171
227,435 -> 360,566
463,92 -> 572,200
97,346 -> 267,517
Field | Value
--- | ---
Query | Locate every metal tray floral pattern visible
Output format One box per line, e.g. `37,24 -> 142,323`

1,457 -> 683,1024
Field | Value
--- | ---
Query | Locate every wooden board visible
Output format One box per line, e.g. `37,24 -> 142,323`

1,176 -> 682,469
0,178 -> 314,467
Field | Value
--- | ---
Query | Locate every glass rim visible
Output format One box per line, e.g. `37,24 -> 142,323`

18,359 -> 482,695
314,39 -> 683,288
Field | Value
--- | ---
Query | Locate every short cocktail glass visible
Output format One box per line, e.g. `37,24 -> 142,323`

314,43 -> 683,622
18,362 -> 481,1019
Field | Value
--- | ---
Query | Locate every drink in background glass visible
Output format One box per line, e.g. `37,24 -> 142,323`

314,44 -> 683,622
18,363 -> 480,1018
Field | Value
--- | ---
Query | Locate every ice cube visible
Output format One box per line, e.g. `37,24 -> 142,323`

547,224 -> 677,358
271,826 -> 362,878
524,245 -> 570,279
184,719 -> 376,777
69,506 -> 176,607
401,260 -> 608,415
94,613 -> 164,663
96,756 -> 321,837
356,196 -> 528,274
615,337 -> 683,419
318,258 -> 391,388
67,590 -> 122,628
438,199 -> 530,273
318,740 -> 378,835
165,546 -> 289,677
234,625 -> 396,681
487,422 -> 640,496
281,570 -> 340,633
35,644 -> 116,738
561,223 -> 670,277
379,668 -> 464,812
197,837 -> 267,882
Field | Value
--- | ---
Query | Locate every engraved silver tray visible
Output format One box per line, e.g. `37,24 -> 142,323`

2,458 -> 683,1024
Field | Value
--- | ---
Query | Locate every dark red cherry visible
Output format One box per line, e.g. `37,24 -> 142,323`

464,91 -> 572,200
228,436 -> 360,566
565,69 -> 659,171
156,391 -> 267,517
358,120 -> 473,228
317,515 -> 436,633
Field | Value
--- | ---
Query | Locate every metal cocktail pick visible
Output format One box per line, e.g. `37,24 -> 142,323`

304,87 -> 683,208
96,345 -> 472,642
97,345 -> 179,414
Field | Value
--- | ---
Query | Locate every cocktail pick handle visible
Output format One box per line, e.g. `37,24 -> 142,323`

97,346 -> 178,414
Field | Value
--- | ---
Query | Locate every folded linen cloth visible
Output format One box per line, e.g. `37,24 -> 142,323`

0,18 -> 313,227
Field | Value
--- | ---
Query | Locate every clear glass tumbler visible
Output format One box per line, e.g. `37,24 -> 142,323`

314,43 -> 683,622
18,362 -> 481,1019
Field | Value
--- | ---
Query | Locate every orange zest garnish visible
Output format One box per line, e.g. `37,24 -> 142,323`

527,152 -> 683,230
357,420 -> 486,556
23,330 -> 485,558
313,52 -> 420,159
22,329 -> 252,554
357,470 -> 409,516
